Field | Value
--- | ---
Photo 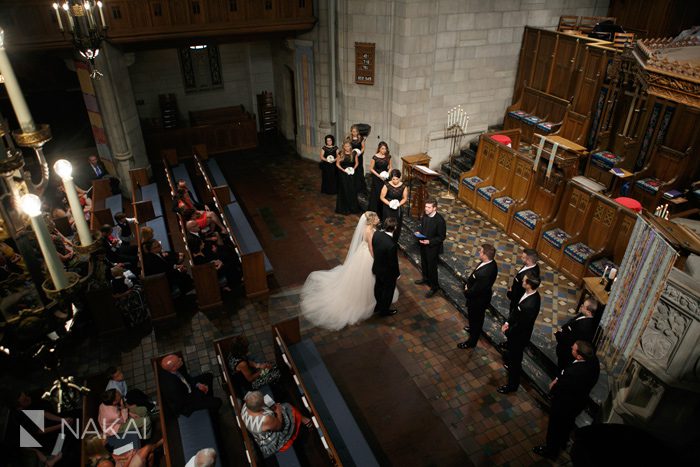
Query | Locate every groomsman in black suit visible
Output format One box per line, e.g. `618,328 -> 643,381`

498,274 -> 541,393
555,298 -> 599,370
82,154 -> 120,195
507,248 -> 540,310
414,199 -> 446,298
458,243 -> 498,349
534,340 -> 600,460
372,217 -> 400,316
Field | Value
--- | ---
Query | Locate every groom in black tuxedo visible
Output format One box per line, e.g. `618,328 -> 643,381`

458,243 -> 498,349
372,217 -> 400,316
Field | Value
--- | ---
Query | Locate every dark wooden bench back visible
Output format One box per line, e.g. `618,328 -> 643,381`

559,183 -> 595,237
213,337 -> 261,467
189,106 -> 249,126
151,353 -> 184,467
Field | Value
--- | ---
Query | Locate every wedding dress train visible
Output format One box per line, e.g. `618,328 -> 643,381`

300,214 -> 398,331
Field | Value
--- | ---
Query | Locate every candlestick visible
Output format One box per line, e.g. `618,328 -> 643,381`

54,160 -> 93,246
63,3 -> 74,31
97,1 -> 106,28
53,3 -> 64,31
20,194 -> 69,290
609,268 -> 617,280
84,2 -> 95,28
0,29 -> 36,133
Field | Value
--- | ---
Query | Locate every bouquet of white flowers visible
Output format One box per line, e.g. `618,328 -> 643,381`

389,199 -> 400,210
379,171 -> 389,180
326,155 -> 335,163
345,167 -> 355,175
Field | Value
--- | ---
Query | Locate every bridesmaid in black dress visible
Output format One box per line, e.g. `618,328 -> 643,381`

368,141 -> 392,219
335,142 -> 361,215
319,134 -> 338,194
380,169 -> 408,242
349,125 -> 367,194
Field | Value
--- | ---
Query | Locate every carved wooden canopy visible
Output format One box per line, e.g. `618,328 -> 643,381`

631,36 -> 700,109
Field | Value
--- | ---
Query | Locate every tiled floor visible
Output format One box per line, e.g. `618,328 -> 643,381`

10,148 -> 581,466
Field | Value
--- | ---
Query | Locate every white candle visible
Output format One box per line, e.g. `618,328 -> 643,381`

54,160 -> 93,246
63,3 -> 74,31
53,3 -> 64,31
84,2 -> 95,28
603,266 -> 609,278
0,30 -> 36,133
20,194 -> 69,290
97,1 -> 106,28
609,268 -> 617,280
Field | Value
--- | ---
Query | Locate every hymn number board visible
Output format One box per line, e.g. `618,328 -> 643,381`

355,42 -> 375,85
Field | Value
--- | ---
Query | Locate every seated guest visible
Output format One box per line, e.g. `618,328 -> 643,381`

242,391 -> 311,458
0,253 -> 24,281
83,154 -> 120,195
186,220 -> 219,258
227,336 -> 280,391
185,448 -> 217,467
114,212 -> 137,244
0,241 -> 25,269
98,389 -> 151,439
100,225 -> 138,270
190,241 -> 233,292
158,354 -> 222,416
180,207 -> 225,234
105,366 -> 155,412
172,180 -> 205,212
84,433 -> 162,467
140,226 -> 154,245
142,239 -> 193,293
110,266 -> 134,295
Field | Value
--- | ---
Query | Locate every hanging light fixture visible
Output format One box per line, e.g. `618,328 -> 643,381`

53,1 -> 108,79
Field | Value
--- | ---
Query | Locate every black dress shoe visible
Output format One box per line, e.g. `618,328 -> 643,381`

414,279 -> 429,285
533,445 -> 557,459
462,326 -> 470,333
425,289 -> 438,298
457,341 -> 476,349
497,385 -> 517,394
381,309 -> 398,316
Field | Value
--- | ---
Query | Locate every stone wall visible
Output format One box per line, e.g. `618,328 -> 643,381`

128,42 -> 275,129
296,0 -> 610,170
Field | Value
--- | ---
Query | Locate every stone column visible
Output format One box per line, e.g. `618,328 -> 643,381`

92,42 -> 149,197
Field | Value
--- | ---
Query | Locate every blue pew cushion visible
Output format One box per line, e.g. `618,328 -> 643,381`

542,228 -> 571,249
591,151 -> 621,170
477,185 -> 497,201
493,196 -> 515,213
635,177 -> 662,194
178,410 -> 222,467
588,257 -> 618,276
508,110 -> 530,120
523,115 -> 542,126
514,210 -> 538,230
536,121 -> 556,132
462,176 -> 483,191
564,242 -> 595,264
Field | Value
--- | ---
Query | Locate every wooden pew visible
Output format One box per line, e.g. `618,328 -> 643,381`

152,352 -> 222,467
473,143 -> 518,217
193,153 -> 270,298
212,337 -> 271,467
162,154 -> 223,311
489,153 -> 534,232
586,204 -> 637,277
504,86 -> 571,144
457,131 -> 510,207
90,178 -> 114,229
129,167 -> 176,323
557,192 -> 624,282
537,180 -> 596,269
631,145 -> 693,211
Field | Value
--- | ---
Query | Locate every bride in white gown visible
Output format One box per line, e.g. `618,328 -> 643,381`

300,211 -> 399,330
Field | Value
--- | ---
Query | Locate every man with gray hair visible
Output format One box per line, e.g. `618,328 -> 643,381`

185,447 -> 217,467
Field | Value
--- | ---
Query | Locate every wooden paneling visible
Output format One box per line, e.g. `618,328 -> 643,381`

532,32 -> 557,92
587,202 -> 617,251
608,0 -> 700,38
550,36 -> 579,99
514,28 -> 540,102
562,187 -> 590,234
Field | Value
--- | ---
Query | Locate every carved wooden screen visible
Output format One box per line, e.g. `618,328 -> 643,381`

587,200 -> 617,251
493,152 -> 514,189
562,187 -> 591,234
511,158 -> 532,201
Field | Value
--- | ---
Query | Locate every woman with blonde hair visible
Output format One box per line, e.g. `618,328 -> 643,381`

348,124 -> 367,193
300,211 -> 398,330
335,141 -> 360,214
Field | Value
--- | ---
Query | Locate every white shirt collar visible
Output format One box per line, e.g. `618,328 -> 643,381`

428,212 -> 436,218
384,231 -> 393,238
519,290 -> 537,303
476,259 -> 492,270
519,263 -> 536,273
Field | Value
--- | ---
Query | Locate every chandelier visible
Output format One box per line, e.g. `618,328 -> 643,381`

52,1 -> 108,78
